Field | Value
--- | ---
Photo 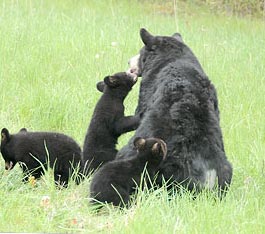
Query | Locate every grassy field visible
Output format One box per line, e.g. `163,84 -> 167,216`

0,0 -> 264,233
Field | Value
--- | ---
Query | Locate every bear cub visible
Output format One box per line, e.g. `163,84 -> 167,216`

1,128 -> 82,187
83,72 -> 140,174
90,137 -> 167,207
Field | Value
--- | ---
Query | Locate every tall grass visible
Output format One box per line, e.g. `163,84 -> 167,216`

0,0 -> 264,233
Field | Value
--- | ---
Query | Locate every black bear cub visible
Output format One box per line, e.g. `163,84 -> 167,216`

0,128 -> 82,187
83,72 -> 140,174
90,137 -> 167,207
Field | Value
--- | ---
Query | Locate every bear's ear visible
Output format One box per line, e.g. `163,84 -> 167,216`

96,81 -> 105,92
152,140 -> 167,159
1,128 -> 10,142
172,32 -> 183,43
104,75 -> 119,88
151,143 -> 160,154
134,137 -> 146,150
19,128 -> 27,133
140,28 -> 155,47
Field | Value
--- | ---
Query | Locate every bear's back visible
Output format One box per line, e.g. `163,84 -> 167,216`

11,131 -> 81,163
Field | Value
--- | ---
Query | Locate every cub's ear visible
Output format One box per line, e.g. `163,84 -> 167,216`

19,128 -> 27,133
134,137 -> 146,150
1,128 -> 10,142
96,81 -> 105,92
140,28 -> 155,47
172,32 -> 183,43
152,140 -> 167,160
104,75 -> 119,88
151,143 -> 160,154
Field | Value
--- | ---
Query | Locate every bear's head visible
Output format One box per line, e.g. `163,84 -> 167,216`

133,137 -> 167,165
127,28 -> 185,77
0,128 -> 26,170
96,72 -> 138,95
0,128 -> 17,170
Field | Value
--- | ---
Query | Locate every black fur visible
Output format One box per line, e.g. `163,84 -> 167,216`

90,137 -> 167,206
0,128 -> 82,187
83,72 -> 140,174
118,29 -> 233,195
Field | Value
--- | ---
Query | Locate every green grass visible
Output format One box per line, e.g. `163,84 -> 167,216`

0,0 -> 264,233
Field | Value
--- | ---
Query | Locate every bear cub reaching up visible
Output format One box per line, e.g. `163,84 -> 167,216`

90,137 -> 167,207
0,128 -> 82,187
83,72 -> 139,174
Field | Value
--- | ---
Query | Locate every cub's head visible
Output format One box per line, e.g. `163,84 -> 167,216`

96,72 -> 138,94
133,137 -> 167,165
1,128 -> 16,170
127,28 -> 185,77
0,128 -> 26,170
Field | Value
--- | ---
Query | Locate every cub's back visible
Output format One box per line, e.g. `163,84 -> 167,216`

12,131 -> 81,161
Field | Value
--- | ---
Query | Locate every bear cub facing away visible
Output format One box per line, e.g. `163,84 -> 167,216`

0,128 -> 82,187
83,72 -> 140,174
90,137 -> 167,207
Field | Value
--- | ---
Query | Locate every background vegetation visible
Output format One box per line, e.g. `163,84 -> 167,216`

0,0 -> 264,233
200,0 -> 265,17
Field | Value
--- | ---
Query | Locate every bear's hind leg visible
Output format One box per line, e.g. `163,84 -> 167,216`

54,169 -> 69,188
217,159 -> 233,198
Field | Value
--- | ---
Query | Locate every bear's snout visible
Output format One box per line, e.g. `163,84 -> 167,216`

5,161 -> 13,170
127,54 -> 140,76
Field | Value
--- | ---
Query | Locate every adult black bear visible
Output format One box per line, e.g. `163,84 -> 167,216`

118,29 -> 233,195
90,137 -> 167,207
83,72 -> 140,174
0,128 -> 82,187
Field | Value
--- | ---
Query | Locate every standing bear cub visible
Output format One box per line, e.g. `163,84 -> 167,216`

0,128 -> 82,187
83,72 -> 139,174
90,137 -> 167,207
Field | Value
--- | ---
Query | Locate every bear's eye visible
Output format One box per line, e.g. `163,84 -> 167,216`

141,56 -> 146,63
150,45 -> 157,51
